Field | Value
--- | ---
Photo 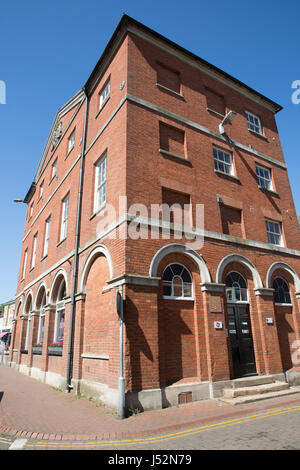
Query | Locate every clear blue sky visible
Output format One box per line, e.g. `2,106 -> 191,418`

0,0 -> 299,302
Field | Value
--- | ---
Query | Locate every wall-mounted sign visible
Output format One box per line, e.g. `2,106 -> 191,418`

266,318 -> 274,325
214,321 -> 223,329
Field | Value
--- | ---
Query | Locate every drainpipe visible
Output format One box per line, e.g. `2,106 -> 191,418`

66,89 -> 88,391
118,285 -> 125,419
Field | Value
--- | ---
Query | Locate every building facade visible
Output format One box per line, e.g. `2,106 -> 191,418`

9,15 -> 300,411
0,300 -> 14,347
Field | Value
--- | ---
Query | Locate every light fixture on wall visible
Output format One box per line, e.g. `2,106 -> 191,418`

219,110 -> 237,135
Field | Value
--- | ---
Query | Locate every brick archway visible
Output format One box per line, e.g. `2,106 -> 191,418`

156,250 -> 205,387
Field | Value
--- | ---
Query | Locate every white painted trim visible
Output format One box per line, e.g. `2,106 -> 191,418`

275,303 -> 293,307
34,90 -> 85,183
16,213 -> 300,301
127,94 -> 286,169
104,273 -> 160,291
149,242 -> 211,283
33,281 -> 48,310
162,262 -> 194,300
266,261 -> 300,292
79,244 -> 114,293
254,288 -> 274,296
49,269 -> 68,304
23,290 -> 34,315
23,91 -> 286,241
216,254 -> 263,289
81,353 -> 109,360
16,249 -> 74,301
25,152 -> 82,236
200,282 -> 226,293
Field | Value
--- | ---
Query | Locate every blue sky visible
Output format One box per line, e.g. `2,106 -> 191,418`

0,0 -> 299,302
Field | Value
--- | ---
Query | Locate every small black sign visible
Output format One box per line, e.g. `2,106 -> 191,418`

116,290 -> 123,319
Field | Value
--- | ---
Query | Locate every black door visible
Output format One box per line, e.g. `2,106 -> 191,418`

227,304 -> 256,378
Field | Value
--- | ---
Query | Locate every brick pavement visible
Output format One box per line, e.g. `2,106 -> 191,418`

1,365 -> 300,441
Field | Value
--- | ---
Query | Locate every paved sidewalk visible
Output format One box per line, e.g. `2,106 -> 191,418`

1,365 -> 300,441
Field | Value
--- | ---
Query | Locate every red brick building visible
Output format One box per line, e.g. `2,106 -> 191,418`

10,15 -> 300,411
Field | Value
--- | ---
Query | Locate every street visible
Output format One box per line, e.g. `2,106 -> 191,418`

3,402 -> 300,451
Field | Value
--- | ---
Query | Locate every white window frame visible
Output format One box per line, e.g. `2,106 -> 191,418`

246,111 -> 262,135
273,277 -> 292,306
225,272 -> 249,303
31,233 -> 38,269
256,164 -> 273,190
99,80 -> 110,110
68,129 -> 75,153
37,293 -> 46,344
53,281 -> 66,343
25,302 -> 32,351
266,219 -> 283,246
60,195 -> 69,241
213,147 -> 234,176
39,181 -> 44,199
94,154 -> 107,213
54,303 -> 65,343
51,159 -> 57,180
43,216 -> 51,258
22,249 -> 28,280
162,263 -> 194,300
29,202 -> 34,220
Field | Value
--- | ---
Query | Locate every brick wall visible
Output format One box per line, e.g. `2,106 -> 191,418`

11,19 -> 300,405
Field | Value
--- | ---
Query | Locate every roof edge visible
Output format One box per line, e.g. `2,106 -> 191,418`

85,14 -> 282,114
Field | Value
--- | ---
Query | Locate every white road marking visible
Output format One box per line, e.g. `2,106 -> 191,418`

8,438 -> 28,450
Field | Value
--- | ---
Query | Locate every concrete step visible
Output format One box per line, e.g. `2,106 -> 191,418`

219,386 -> 300,406
223,381 -> 289,399
231,375 -> 277,389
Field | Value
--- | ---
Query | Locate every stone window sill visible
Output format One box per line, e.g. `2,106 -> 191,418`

95,96 -> 110,119
156,83 -> 184,100
89,204 -> 106,221
248,128 -> 268,141
206,107 -> 225,119
56,237 -> 66,248
159,148 -> 190,164
64,146 -> 74,161
258,186 -> 280,197
214,169 -> 240,182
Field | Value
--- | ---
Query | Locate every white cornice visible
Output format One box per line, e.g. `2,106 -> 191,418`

16,212 -> 300,301
34,89 -> 85,183
126,94 -> 287,169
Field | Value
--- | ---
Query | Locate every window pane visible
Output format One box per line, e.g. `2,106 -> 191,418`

163,282 -> 172,296
214,148 -> 232,175
273,277 -> 291,304
163,266 -> 173,281
170,264 -> 184,276
183,283 -> 192,297
162,264 -> 193,298
247,112 -> 261,133
181,268 -> 192,283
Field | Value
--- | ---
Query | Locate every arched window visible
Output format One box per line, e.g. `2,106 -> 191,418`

37,292 -> 47,345
162,264 -> 193,299
273,277 -> 291,304
226,272 -> 248,302
54,280 -> 66,344
24,299 -> 33,351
